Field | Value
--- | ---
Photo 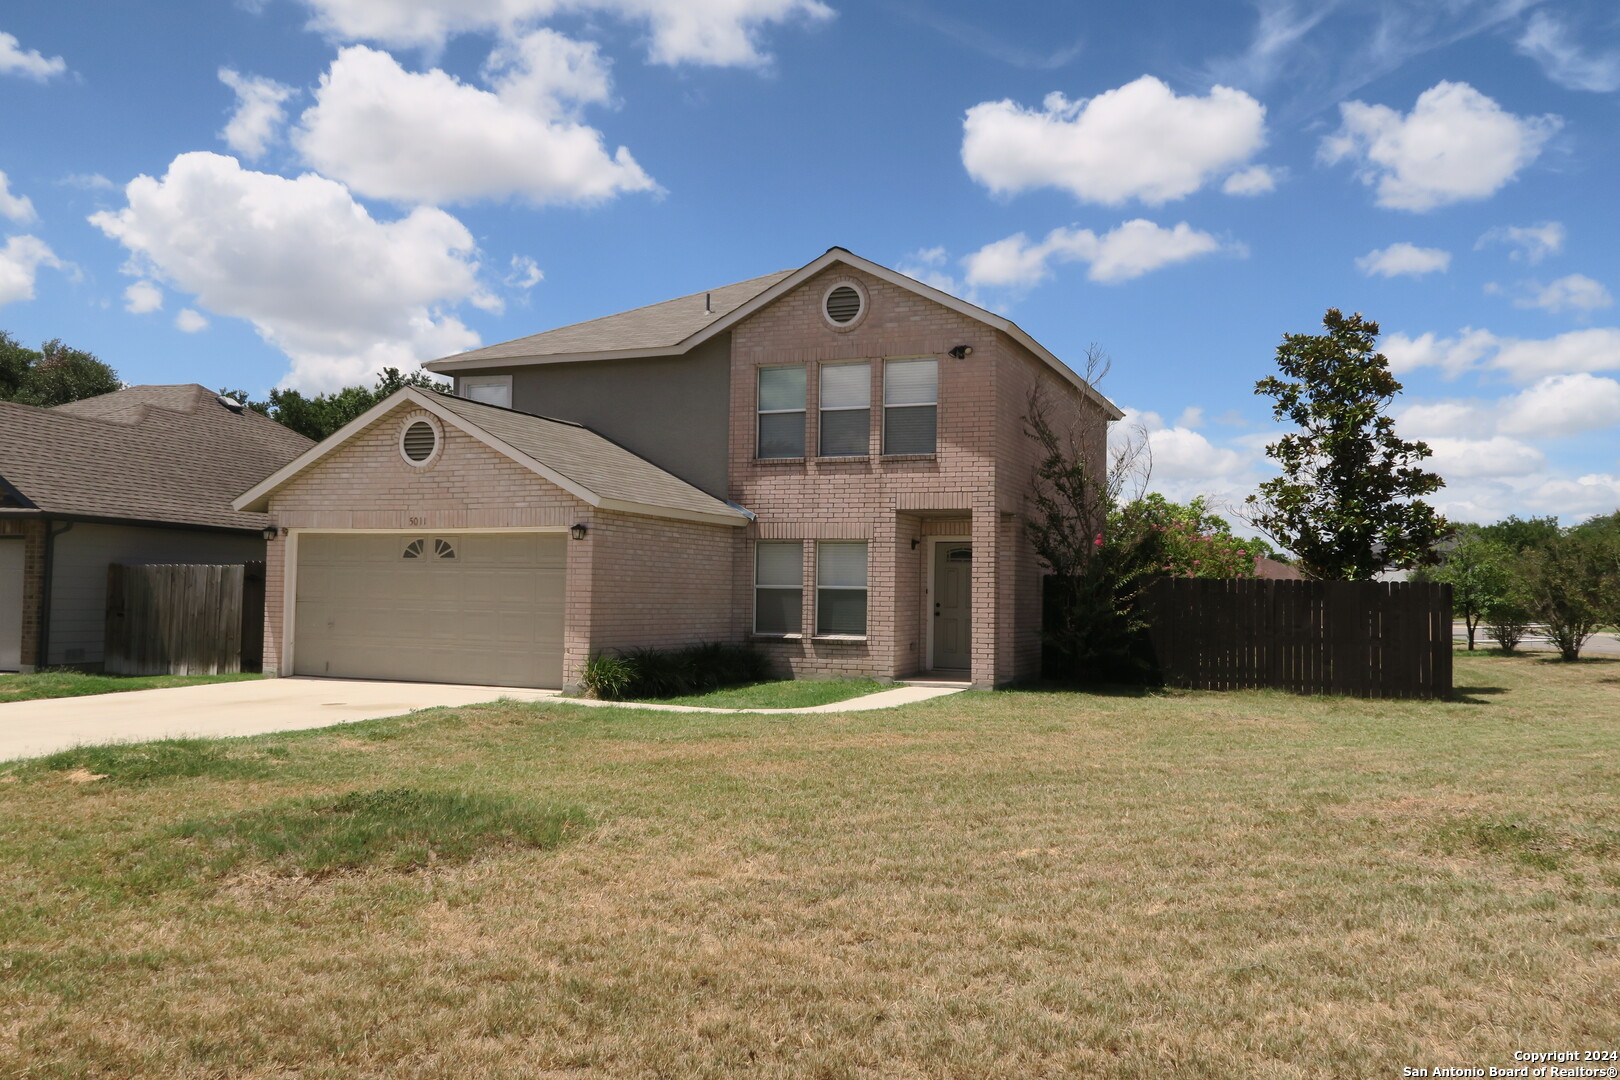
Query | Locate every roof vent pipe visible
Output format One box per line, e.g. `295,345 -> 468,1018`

705,292 -> 712,314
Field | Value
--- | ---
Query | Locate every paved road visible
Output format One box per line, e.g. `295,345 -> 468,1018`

0,677 -> 558,762
1454,623 -> 1620,655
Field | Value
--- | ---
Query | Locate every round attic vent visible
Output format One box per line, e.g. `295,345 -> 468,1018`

824,284 -> 864,325
401,419 -> 438,463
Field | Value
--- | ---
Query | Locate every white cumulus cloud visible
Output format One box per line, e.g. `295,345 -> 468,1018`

1497,373 -> 1620,437
174,308 -> 209,333
0,171 -> 36,224
1513,274 -> 1613,315
1476,221 -> 1564,264
0,31 -> 66,81
505,254 -> 543,289
1357,242 -> 1451,278
1115,408 -> 1250,481
89,151 -> 497,391
963,220 -> 1228,288
0,235 -> 62,307
1320,81 -> 1560,212
1423,436 -> 1546,479
295,0 -> 834,67
292,44 -> 656,206
961,76 -> 1267,206
124,280 -> 163,314
1492,327 -> 1620,381
1221,164 -> 1279,196
1382,328 -> 1498,378
219,69 -> 297,161
1516,11 -> 1620,93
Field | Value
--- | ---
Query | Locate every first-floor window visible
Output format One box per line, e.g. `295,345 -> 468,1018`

754,541 -> 803,634
816,541 -> 868,636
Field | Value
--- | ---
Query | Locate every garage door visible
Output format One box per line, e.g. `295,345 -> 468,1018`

294,532 -> 565,688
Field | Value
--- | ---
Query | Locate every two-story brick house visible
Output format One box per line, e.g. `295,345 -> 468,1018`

235,248 -> 1120,690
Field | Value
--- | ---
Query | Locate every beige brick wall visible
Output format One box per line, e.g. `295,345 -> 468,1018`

262,404 -> 737,686
726,266 -> 1108,685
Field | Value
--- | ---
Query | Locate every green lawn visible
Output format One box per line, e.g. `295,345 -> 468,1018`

628,677 -> 887,709
0,670 -> 263,703
1,651 -> 1617,1078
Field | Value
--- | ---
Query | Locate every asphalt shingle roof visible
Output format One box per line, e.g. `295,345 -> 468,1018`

427,393 -> 747,521
0,384 -> 314,530
435,270 -> 794,366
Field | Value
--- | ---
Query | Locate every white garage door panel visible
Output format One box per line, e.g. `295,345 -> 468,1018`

294,532 -> 565,688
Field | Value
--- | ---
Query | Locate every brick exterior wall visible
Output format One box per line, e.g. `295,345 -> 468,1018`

726,266 -> 1107,686
261,404 -> 737,687
0,518 -> 46,670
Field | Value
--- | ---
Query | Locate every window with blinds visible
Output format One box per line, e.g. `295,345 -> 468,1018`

819,361 -> 870,457
754,541 -> 803,635
883,358 -> 938,455
816,541 -> 868,636
757,366 -> 806,459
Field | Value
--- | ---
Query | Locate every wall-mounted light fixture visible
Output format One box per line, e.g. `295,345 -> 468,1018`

910,538 -> 920,550
569,523 -> 589,541
948,345 -> 973,359
262,527 -> 279,541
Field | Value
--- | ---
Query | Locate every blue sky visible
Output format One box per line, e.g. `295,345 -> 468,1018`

2,0 -> 1617,525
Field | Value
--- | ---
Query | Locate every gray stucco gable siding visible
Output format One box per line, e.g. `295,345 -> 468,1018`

464,335 -> 732,499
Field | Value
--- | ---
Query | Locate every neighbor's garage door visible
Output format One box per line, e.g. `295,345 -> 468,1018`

294,532 -> 565,688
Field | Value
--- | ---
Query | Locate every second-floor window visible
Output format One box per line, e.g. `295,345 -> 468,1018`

819,361 -> 870,457
757,365 -> 806,459
884,358 -> 938,455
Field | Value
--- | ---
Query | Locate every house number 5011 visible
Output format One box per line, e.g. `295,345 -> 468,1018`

407,516 -> 426,526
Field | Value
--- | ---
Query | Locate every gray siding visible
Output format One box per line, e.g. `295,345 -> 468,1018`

472,335 -> 732,498
46,523 -> 263,666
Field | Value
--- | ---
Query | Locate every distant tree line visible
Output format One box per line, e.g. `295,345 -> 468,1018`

1419,513 -> 1620,661
0,331 -> 122,407
4,329 -> 447,442
219,367 -> 448,441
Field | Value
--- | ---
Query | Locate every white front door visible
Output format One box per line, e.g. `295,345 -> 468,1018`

0,540 -> 23,671
931,541 -> 971,670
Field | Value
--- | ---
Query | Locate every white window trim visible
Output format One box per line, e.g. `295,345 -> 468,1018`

820,279 -> 870,331
817,360 -> 872,458
756,365 -> 807,460
398,414 -> 444,468
753,540 -> 804,637
458,374 -> 513,408
814,540 -> 869,639
882,355 -> 940,457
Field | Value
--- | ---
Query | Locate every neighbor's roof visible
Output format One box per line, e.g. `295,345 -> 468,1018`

424,248 -> 1124,420
235,387 -> 752,527
0,384 -> 315,531
435,270 -> 795,367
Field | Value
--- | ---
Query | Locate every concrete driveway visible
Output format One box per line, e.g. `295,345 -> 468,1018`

0,677 -> 558,762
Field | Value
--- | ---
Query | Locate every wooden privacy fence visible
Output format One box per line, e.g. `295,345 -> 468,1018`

104,562 -> 266,676
1140,578 -> 1453,699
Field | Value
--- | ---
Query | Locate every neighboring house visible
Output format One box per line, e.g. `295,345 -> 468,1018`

236,248 -> 1122,690
1254,556 -> 1305,580
0,385 -> 314,672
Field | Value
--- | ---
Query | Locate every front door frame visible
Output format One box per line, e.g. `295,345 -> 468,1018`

925,535 -> 972,672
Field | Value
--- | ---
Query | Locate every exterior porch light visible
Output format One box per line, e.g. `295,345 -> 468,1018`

262,527 -> 279,541
570,523 -> 588,541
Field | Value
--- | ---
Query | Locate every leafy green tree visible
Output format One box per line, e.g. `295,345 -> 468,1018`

1430,534 -> 1514,650
1111,494 -> 1278,578
1525,533 -> 1613,661
1477,514 -> 1562,554
1484,583 -> 1536,653
0,334 -> 123,406
1023,353 -> 1161,684
1245,309 -> 1447,580
232,367 -> 449,441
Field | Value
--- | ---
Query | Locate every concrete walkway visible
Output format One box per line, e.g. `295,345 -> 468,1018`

0,679 -> 965,762
0,677 -> 557,762
555,684 -> 964,715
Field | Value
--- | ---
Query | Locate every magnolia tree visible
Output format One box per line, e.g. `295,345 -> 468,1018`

1245,309 -> 1447,580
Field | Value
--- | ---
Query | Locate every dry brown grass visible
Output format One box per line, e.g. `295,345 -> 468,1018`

1,650 -> 1617,1078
